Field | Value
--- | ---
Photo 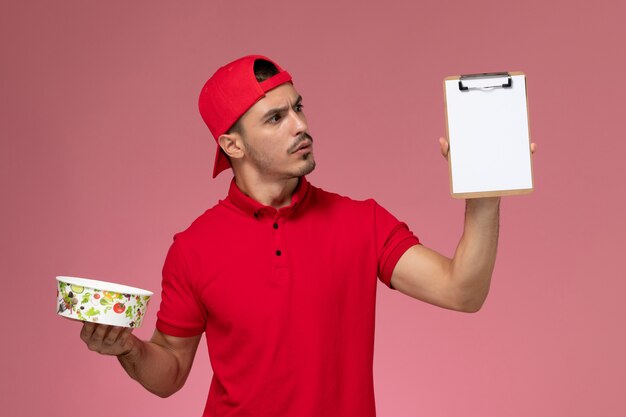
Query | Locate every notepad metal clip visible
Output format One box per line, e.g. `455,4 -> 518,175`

459,72 -> 512,91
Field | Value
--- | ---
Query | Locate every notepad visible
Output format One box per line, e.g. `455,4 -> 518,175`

443,72 -> 533,198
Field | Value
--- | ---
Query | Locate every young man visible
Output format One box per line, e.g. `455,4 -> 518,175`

80,55 -> 534,416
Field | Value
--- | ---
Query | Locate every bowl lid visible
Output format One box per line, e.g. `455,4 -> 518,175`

56,276 -> 153,297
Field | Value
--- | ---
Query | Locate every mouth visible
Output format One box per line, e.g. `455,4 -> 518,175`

292,140 -> 312,153
289,133 -> 313,153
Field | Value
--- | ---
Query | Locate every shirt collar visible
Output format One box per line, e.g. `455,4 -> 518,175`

226,176 -> 311,219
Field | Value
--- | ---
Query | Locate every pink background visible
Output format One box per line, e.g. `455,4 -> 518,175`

1,0 -> 625,416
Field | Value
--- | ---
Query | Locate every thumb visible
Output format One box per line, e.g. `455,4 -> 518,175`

439,137 -> 449,158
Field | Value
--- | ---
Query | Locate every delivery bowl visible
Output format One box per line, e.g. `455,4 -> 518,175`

56,276 -> 153,328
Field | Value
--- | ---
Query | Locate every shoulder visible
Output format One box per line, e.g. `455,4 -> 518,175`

306,183 -> 383,217
308,182 -> 370,204
168,201 -> 230,247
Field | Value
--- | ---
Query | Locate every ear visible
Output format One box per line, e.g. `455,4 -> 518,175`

218,133 -> 245,161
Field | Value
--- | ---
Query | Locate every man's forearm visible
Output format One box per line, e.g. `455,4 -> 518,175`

117,336 -> 185,398
449,197 -> 501,311
80,323 -> 200,398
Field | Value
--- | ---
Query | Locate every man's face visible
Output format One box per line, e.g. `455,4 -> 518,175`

235,83 -> 315,179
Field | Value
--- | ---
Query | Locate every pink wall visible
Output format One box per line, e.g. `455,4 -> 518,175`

1,0 -> 625,415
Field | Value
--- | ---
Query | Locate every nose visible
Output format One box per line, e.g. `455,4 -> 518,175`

288,108 -> 307,136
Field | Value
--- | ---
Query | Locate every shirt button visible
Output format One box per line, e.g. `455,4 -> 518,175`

253,212 -> 259,219
276,250 -> 282,256
273,223 -> 279,229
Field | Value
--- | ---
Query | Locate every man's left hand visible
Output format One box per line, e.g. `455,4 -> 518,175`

438,137 -> 537,159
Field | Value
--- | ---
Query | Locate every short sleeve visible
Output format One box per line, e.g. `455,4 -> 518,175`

372,201 -> 420,290
156,236 -> 207,337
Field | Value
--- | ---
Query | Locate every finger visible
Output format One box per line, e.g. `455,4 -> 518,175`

80,322 -> 97,342
105,327 -> 135,356
118,326 -> 134,344
530,142 -> 537,154
439,137 -> 449,158
116,327 -> 135,352
89,323 -> 110,345
102,326 -> 125,346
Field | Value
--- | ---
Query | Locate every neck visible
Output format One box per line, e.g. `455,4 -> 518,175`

234,174 -> 300,209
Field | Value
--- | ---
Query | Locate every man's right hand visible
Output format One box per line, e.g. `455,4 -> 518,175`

80,322 -> 138,357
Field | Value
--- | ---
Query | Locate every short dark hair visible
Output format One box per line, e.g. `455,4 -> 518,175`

226,59 -> 279,135
253,59 -> 280,83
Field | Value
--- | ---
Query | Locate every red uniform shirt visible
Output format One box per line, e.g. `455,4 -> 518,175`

156,177 -> 419,416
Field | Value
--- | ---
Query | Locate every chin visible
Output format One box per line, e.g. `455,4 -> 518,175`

294,158 -> 316,177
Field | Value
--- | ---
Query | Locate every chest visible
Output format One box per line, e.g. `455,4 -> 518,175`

190,213 -> 379,336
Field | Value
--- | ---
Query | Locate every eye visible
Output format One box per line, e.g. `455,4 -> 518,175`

267,114 -> 282,124
295,103 -> 304,112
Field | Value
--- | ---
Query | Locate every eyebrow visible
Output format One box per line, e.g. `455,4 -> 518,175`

261,95 -> 303,120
